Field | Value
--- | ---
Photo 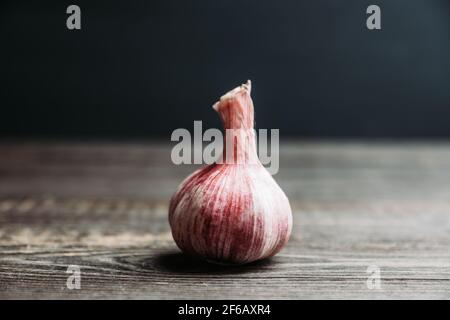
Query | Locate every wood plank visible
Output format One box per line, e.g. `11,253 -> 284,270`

0,141 -> 449,299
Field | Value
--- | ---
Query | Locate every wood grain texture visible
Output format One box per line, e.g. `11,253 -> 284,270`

0,141 -> 449,299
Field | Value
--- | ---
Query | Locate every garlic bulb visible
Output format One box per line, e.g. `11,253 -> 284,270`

169,80 -> 292,264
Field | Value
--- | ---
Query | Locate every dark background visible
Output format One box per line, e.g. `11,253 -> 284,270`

1,0 -> 449,139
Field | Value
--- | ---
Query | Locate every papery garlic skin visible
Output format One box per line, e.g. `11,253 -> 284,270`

169,81 -> 292,264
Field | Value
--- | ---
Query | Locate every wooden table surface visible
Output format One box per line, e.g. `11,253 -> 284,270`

0,141 -> 449,299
